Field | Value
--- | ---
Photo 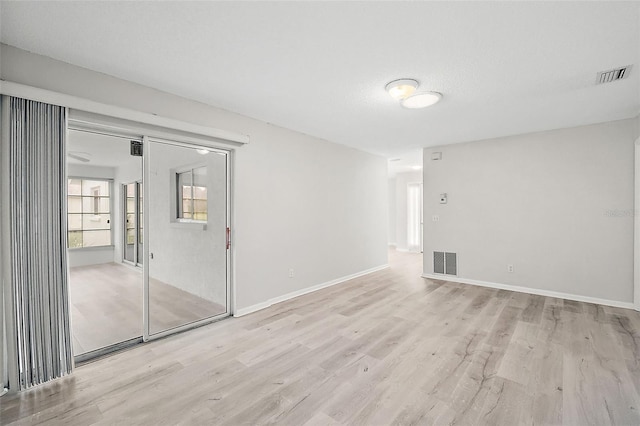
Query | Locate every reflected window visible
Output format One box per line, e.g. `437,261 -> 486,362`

177,166 -> 207,222
67,178 -> 112,248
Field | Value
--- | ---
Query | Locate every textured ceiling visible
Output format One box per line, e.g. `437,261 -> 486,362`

1,1 -> 639,163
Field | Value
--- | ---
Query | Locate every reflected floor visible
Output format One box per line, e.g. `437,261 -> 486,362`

70,262 -> 226,355
148,275 -> 227,335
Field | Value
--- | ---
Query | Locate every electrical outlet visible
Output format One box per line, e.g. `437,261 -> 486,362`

432,215 -> 440,222
507,264 -> 514,273
288,268 -> 294,278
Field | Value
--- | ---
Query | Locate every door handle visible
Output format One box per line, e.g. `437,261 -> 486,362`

226,227 -> 231,250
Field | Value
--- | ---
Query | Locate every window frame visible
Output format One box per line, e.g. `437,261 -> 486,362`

67,176 -> 114,250
172,163 -> 208,225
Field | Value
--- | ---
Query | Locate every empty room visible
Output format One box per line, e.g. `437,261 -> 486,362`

1,1 -> 639,425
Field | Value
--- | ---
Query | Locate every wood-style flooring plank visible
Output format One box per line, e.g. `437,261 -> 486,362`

2,249 -> 640,425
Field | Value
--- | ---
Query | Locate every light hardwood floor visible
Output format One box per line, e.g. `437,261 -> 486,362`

2,250 -> 639,425
70,263 -> 226,354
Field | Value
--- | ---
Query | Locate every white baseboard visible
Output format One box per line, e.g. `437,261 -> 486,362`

421,273 -> 636,311
234,300 -> 272,317
234,264 -> 389,317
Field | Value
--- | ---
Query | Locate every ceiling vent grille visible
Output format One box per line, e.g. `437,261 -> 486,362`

596,65 -> 632,84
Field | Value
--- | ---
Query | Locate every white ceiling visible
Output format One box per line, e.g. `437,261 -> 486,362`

387,149 -> 423,178
68,129 -> 141,171
1,1 -> 639,167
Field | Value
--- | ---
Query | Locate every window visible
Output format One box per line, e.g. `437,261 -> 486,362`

67,178 -> 112,248
177,166 -> 207,222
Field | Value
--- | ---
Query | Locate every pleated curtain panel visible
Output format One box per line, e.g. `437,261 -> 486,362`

5,96 -> 73,390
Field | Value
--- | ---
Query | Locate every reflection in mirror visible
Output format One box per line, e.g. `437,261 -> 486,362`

148,142 -> 228,334
67,130 -> 143,356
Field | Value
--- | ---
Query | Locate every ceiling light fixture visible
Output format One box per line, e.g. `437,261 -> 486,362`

401,91 -> 442,109
385,79 -> 418,100
386,78 -> 442,109
196,148 -> 210,155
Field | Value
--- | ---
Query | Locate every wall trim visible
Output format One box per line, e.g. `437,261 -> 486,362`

0,80 -> 249,145
235,264 -> 389,317
422,273 -> 636,311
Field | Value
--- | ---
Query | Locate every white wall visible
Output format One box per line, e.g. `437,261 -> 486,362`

387,177 -> 396,245
423,117 -> 639,304
0,44 -> 389,312
393,171 -> 422,252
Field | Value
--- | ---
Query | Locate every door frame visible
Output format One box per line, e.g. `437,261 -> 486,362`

122,180 -> 143,267
142,135 -> 233,341
635,137 -> 640,311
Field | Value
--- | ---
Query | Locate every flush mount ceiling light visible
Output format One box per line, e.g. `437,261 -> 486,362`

401,91 -> 442,109
385,79 -> 418,100
196,148 -> 210,155
386,78 -> 443,109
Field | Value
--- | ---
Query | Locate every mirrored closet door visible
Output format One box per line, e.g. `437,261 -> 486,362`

66,129 -> 143,359
66,118 -> 232,361
145,139 -> 229,337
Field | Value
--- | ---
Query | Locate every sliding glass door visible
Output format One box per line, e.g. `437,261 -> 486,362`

145,139 -> 229,337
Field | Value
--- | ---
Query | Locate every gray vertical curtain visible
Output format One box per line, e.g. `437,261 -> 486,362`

8,96 -> 73,389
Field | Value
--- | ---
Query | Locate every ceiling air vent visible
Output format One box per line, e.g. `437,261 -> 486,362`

596,65 -> 632,84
